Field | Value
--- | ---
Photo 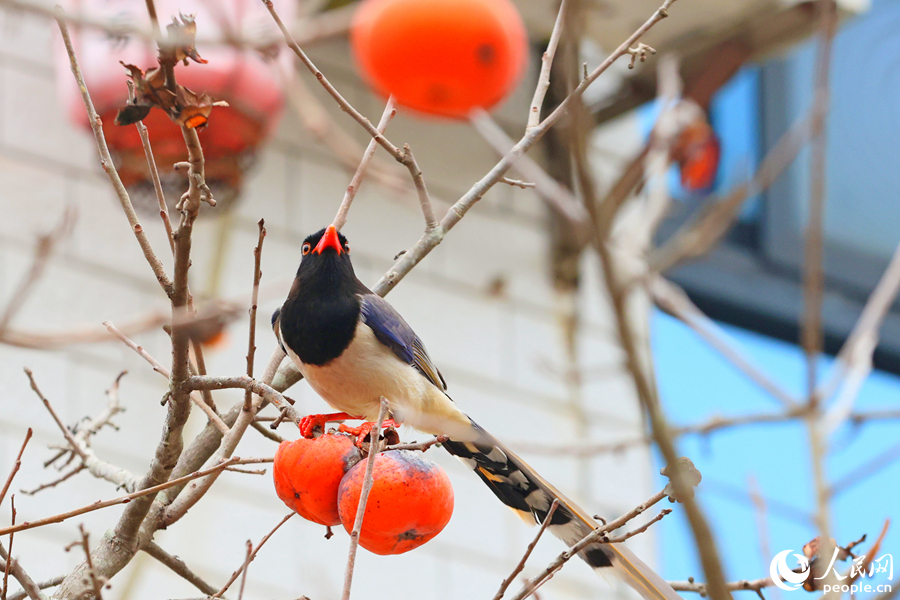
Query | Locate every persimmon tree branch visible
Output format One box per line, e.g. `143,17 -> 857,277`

55,9 -> 174,300
0,457 -> 240,537
341,399 -> 388,600
213,513 -> 294,598
333,97 -> 397,231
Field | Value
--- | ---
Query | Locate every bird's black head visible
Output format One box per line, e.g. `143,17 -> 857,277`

279,226 -> 362,365
294,225 -> 356,285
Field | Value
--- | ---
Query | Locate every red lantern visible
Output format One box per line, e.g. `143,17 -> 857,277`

56,0 -> 295,212
351,0 -> 528,119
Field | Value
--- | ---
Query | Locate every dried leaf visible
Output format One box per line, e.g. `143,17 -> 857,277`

114,103 -> 152,126
660,457 -> 702,503
165,12 -> 207,66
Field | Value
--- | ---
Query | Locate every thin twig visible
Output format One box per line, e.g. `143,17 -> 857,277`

341,399 -> 388,600
400,143 -> 437,231
0,430 -> 31,508
24,369 -> 88,462
236,542 -> 251,600
213,513 -> 294,598
127,79 -> 175,254
20,466 -> 85,497
6,575 -> 61,600
142,542 -> 218,597
244,220 -> 267,412
383,435 -> 448,453
500,177 -> 536,189
469,109 -> 590,228
55,8 -> 174,299
527,0 -> 568,129
804,0 -> 839,560
104,321 -> 168,377
0,542 -> 45,600
103,322 -> 229,434
507,488 -> 669,600
77,525 -> 104,600
264,1 -> 404,161
332,97 -> 397,231
492,500 -> 559,600
2,496 -> 14,600
669,578 -> 773,596
603,508 -> 672,543
0,458 -> 240,537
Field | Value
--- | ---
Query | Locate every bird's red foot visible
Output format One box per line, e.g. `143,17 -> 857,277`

298,412 -> 359,438
338,419 -> 401,447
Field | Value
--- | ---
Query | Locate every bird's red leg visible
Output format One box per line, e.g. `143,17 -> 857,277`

338,419 -> 402,447
298,412 -> 360,438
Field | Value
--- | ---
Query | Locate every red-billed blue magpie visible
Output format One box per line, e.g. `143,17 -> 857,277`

273,225 -> 680,600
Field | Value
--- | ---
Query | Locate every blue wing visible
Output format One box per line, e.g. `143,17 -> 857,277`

359,294 -> 447,391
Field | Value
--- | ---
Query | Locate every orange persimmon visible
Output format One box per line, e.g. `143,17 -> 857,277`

273,432 -> 363,526
338,450 -> 454,555
350,0 -> 528,118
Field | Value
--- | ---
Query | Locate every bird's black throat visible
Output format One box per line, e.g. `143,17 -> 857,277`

279,230 -> 362,366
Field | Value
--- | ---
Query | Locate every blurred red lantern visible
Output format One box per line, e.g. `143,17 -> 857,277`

351,0 -> 528,119
56,0 -> 294,213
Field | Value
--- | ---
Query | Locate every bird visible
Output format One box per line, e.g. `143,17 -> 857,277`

273,225 -> 681,600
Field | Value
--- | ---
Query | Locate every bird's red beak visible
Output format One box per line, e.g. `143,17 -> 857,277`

314,225 -> 343,255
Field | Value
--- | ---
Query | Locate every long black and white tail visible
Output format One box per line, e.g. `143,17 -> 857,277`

443,420 -> 681,600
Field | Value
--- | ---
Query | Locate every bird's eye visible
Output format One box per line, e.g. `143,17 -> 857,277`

343,243 -> 350,253
302,242 -> 311,255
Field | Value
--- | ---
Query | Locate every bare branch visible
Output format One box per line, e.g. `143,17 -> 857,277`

0,542 -> 46,600
383,435 -> 448,453
76,526 -> 104,600
399,143 -> 437,231
333,97 -> 398,231
213,513 -> 294,598
55,9 -> 174,299
126,79 -> 175,254
499,177 -> 536,189
6,575 -> 61,600
492,500 -> 559,600
804,0 -> 839,556
527,0 -> 568,130
0,457 -> 240,537
603,508 -> 672,543
25,369 -> 88,462
20,465 -> 85,497
244,220 -> 267,412
3,496 -> 15,600
669,578 -> 773,596
507,487 -> 670,600
142,542 -> 218,597
0,430 -> 31,508
341,399 -> 388,600
469,109 -> 590,228
104,322 -> 229,435
236,541 -> 252,600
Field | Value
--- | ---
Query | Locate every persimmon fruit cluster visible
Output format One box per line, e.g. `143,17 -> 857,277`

273,432 -> 454,555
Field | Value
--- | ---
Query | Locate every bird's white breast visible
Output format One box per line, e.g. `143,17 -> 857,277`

284,320 -> 475,439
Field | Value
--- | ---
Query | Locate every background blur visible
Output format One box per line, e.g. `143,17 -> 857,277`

0,0 -> 897,598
